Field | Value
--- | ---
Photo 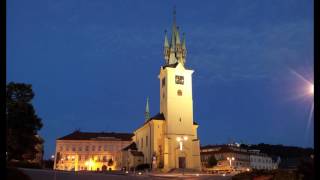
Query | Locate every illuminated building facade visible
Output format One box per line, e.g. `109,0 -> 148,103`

121,9 -> 201,172
201,145 -> 251,172
53,131 -> 133,171
201,144 -> 278,172
248,150 -> 278,170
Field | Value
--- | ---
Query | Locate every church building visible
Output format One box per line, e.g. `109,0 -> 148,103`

122,10 -> 201,172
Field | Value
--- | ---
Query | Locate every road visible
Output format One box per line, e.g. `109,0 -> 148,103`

20,168 -> 233,180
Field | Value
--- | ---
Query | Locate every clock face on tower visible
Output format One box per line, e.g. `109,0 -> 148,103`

175,75 -> 184,85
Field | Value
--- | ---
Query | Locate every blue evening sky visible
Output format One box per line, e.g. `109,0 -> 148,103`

7,0 -> 314,159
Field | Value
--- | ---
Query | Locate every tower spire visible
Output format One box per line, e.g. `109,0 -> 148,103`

170,6 -> 177,51
164,6 -> 187,66
144,97 -> 150,122
182,32 -> 186,49
173,5 -> 176,25
164,30 -> 170,63
164,30 -> 169,48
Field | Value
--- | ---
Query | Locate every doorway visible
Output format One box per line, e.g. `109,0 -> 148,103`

178,157 -> 186,169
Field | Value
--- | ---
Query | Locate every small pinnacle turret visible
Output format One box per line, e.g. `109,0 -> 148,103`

144,97 -> 150,122
163,7 -> 187,67
164,30 -> 170,63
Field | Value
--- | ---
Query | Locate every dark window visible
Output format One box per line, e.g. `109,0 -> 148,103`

162,78 -> 166,87
175,75 -> 184,85
177,90 -> 182,96
141,138 -> 143,149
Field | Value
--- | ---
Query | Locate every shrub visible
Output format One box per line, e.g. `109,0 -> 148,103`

207,155 -> 217,168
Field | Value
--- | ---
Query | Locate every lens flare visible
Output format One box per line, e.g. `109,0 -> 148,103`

289,68 -> 314,144
309,84 -> 314,95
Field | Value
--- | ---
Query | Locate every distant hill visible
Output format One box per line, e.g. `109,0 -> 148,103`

240,143 -> 313,159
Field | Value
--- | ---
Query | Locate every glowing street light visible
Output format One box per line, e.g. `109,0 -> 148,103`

183,136 -> 188,141
176,136 -> 188,151
226,157 -> 235,167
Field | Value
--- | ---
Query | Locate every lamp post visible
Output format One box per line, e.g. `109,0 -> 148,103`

176,136 -> 188,151
176,136 -> 188,175
227,157 -> 235,171
51,155 -> 56,180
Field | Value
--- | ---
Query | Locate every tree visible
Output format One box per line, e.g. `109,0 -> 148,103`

207,155 -> 218,168
6,82 -> 43,161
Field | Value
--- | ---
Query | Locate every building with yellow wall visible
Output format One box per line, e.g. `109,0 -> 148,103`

121,9 -> 201,172
53,131 -> 133,171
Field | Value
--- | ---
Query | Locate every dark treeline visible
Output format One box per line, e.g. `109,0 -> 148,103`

241,143 -> 313,158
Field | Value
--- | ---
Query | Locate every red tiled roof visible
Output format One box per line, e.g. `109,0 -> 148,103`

57,131 -> 133,141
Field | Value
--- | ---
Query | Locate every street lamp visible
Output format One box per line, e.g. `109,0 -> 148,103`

176,136 -> 188,151
51,155 -> 56,180
227,157 -> 235,169
176,136 -> 188,175
51,155 -> 55,169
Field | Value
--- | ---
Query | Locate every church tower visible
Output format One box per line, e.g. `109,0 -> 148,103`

159,8 -> 201,171
130,7 -> 201,172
